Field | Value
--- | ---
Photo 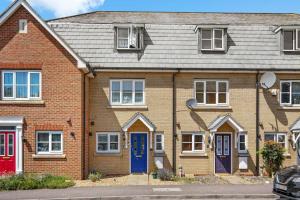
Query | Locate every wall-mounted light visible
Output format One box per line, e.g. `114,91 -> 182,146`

67,118 -> 72,126
70,132 -> 75,138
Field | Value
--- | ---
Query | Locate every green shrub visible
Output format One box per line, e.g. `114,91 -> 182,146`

260,141 -> 285,177
88,171 -> 103,182
158,169 -> 174,181
0,174 -> 74,191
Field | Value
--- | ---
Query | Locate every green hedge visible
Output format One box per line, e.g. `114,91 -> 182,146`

0,174 -> 75,191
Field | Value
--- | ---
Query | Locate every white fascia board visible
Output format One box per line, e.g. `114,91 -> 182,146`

0,0 -> 88,72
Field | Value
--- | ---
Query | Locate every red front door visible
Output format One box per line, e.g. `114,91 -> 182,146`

0,132 -> 16,175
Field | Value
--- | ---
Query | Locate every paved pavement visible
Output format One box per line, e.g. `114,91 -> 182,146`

0,184 -> 278,200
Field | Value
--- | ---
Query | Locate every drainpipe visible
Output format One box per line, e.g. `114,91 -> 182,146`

255,71 -> 260,176
172,70 -> 179,174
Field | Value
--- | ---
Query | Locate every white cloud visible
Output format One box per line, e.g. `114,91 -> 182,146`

25,0 -> 105,18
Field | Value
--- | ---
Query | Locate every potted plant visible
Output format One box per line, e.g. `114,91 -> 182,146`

152,164 -> 159,179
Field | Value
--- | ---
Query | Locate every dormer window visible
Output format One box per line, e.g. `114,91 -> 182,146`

283,29 -> 300,51
19,19 -> 28,33
116,26 -> 143,50
200,28 -> 225,51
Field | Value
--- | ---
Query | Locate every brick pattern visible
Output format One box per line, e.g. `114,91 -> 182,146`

0,6 -> 85,179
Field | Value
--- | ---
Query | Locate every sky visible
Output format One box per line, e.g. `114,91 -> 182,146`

1,0 -> 300,20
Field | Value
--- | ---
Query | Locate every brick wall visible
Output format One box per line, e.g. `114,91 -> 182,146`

0,6 -> 85,179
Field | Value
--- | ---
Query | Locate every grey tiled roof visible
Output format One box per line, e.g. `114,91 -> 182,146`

48,11 -> 300,25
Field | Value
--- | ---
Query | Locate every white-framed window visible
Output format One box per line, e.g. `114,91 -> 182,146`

201,28 -> 224,51
238,133 -> 247,153
36,131 -> 63,154
282,29 -> 300,51
155,133 -> 164,153
96,132 -> 120,153
280,80 -> 300,106
116,27 -> 143,50
0,134 -> 5,156
182,132 -> 205,153
19,19 -> 28,33
194,80 -> 229,105
264,132 -> 288,150
2,71 -> 41,100
110,79 -> 145,105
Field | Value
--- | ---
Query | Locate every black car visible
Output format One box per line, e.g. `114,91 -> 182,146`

273,165 -> 300,199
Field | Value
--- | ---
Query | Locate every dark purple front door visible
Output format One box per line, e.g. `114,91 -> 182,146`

215,134 -> 231,174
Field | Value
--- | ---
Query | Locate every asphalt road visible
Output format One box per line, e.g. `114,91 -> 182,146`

0,184 -> 277,200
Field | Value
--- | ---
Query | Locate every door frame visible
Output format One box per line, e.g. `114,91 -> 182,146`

0,131 -> 16,174
213,132 -> 233,174
129,132 -> 149,174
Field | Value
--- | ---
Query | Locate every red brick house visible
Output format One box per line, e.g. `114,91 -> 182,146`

0,0 -> 91,179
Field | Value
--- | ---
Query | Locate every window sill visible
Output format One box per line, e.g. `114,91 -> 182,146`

107,105 -> 148,110
32,154 -> 66,159
116,48 -> 142,52
179,152 -> 208,157
192,105 -> 232,111
278,106 -> 300,110
0,100 -> 45,105
94,152 -> 122,157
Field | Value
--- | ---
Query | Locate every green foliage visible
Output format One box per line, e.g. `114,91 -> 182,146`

0,174 -> 74,191
88,170 -> 103,182
260,141 -> 285,177
158,169 -> 174,181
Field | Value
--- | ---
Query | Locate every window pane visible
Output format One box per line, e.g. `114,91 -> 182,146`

118,39 -> 128,48
110,135 -> 118,143
214,30 -> 223,39
195,143 -> 203,151
98,143 -> 108,151
264,134 -> 275,142
196,82 -> 204,92
277,135 -> 285,143
206,81 -> 216,92
135,92 -> 143,103
195,135 -> 203,143
281,82 -> 290,92
52,134 -> 61,142
202,30 -> 212,39
218,93 -> 227,104
281,93 -> 290,104
292,94 -> 300,104
224,136 -> 230,155
30,86 -> 40,98
216,136 -> 222,155
292,82 -> 300,93
298,30 -> 300,49
218,82 -> 227,92
182,143 -> 192,151
122,81 -> 133,104
16,72 -> 28,84
98,135 -> 108,143
16,86 -> 28,98
214,39 -> 223,49
51,143 -> 61,151
38,133 -> 49,142
112,81 -> 120,91
118,28 -> 129,38
30,73 -> 40,85
202,40 -> 212,49
38,143 -> 49,152
110,143 -> 118,150
112,92 -> 121,103
156,143 -> 162,151
0,135 -> 4,155
239,135 -> 245,143
8,135 -> 13,156
206,93 -> 216,104
284,30 -> 294,50
196,93 -> 204,103
182,135 -> 192,143
240,143 -> 246,151
156,135 -> 162,143
135,81 -> 143,92
4,73 -> 13,85
4,86 -> 13,97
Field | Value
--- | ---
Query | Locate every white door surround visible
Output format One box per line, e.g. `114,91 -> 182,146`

0,116 -> 23,174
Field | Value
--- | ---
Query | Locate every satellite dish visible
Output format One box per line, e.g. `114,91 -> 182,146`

186,99 -> 197,109
260,72 -> 276,89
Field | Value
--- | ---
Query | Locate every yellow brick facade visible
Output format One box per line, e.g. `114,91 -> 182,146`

89,72 -> 298,176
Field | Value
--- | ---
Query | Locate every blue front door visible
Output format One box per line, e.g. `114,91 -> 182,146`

215,134 -> 231,173
131,133 -> 147,173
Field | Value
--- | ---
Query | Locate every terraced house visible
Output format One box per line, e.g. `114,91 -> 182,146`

0,0 -> 300,179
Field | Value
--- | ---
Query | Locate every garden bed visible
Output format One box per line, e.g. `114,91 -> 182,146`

0,174 -> 74,191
